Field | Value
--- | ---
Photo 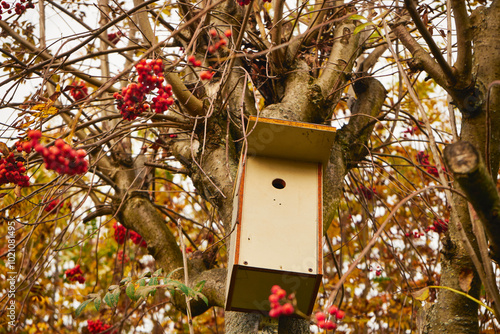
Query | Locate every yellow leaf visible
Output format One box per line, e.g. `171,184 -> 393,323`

31,104 -> 47,111
20,119 -> 35,129
31,103 -> 58,118
411,287 -> 429,301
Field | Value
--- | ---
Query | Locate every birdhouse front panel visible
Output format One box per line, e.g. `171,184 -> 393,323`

238,155 -> 320,273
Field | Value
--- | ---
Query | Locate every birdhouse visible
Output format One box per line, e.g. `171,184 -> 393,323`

225,116 -> 336,316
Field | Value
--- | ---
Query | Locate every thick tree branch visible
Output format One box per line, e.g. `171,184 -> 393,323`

404,0 -> 456,85
451,0 -> 472,82
324,77 -> 386,231
317,20 -> 360,102
390,23 -> 449,89
337,77 -> 387,166
444,141 -> 500,263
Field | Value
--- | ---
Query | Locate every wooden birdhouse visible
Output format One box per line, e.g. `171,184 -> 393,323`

225,116 -> 336,316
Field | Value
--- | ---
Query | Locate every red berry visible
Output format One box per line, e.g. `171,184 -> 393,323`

271,285 -> 281,294
328,305 -> 338,316
269,308 -> 281,318
315,311 -> 326,322
275,288 -> 286,299
76,149 -> 87,158
224,29 -> 232,37
269,294 -> 279,303
209,28 -> 217,37
325,321 -> 337,330
336,309 -> 345,319
282,303 -> 294,315
28,130 -> 42,141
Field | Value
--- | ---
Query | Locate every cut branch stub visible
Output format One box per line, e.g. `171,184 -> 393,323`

445,141 -> 479,174
444,141 -> 500,263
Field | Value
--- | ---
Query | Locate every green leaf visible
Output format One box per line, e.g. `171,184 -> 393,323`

104,291 -> 119,308
148,277 -> 159,286
177,283 -> 189,295
120,277 -> 132,285
349,14 -> 367,21
94,298 -> 101,311
140,271 -> 151,278
126,283 -> 137,301
354,22 -> 375,35
75,298 -> 94,318
195,280 -> 206,292
112,289 -> 121,303
152,268 -> 163,277
138,278 -> 146,287
108,284 -> 119,291
135,286 -> 157,300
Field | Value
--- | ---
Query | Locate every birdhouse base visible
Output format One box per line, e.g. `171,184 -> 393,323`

225,264 -> 321,316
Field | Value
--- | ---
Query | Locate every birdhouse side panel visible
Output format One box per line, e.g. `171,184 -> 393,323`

225,157 -> 246,300
238,156 -> 320,274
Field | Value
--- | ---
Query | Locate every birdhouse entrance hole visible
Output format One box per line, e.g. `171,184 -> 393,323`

272,178 -> 286,189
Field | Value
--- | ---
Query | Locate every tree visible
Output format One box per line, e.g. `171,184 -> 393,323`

1,0 -> 499,333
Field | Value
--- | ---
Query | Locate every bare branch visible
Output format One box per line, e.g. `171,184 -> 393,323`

403,0 -> 457,85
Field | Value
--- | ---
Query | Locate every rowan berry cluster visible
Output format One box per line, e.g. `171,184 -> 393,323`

117,250 -> 129,264
87,319 -> 111,334
114,59 -> 174,120
69,81 -> 88,101
425,219 -> 448,234
187,55 -> 202,67
315,305 -> 345,331
402,126 -> 418,136
0,152 -> 29,187
268,285 -> 294,318
405,230 -> 424,239
416,151 -> 444,177
187,55 -> 214,81
21,131 -> 89,175
0,0 -> 34,19
113,222 -> 147,248
207,28 -> 228,54
65,265 -> 85,284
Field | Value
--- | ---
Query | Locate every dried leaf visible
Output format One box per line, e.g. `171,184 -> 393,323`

15,186 -> 21,198
0,142 -> 9,156
412,287 -> 430,301
48,91 -> 61,102
459,268 -> 474,293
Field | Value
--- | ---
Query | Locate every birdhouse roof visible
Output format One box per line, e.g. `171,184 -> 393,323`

245,116 -> 336,165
